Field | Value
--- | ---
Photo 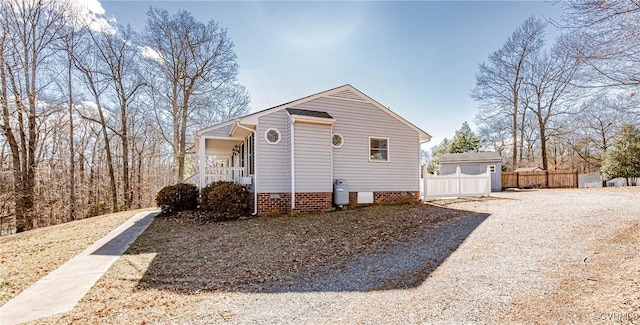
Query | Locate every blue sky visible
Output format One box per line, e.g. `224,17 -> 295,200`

99,0 -> 563,149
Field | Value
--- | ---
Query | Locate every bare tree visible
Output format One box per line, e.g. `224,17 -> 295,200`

472,16 -> 546,170
0,0 -> 69,232
524,35 -> 581,170
72,30 -> 119,212
562,1 -> 640,87
84,24 -> 145,209
142,7 -> 248,181
54,22 -> 80,221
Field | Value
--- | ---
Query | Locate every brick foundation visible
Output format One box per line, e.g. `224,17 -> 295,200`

257,190 -> 420,215
293,192 -> 332,213
374,191 -> 421,204
348,192 -> 358,206
256,193 -> 291,215
348,191 -> 421,206
256,192 -> 332,215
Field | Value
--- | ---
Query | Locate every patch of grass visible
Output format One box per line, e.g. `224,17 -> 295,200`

0,208 -> 156,305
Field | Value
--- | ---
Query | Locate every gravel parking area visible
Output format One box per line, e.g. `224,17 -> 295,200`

28,188 -> 640,324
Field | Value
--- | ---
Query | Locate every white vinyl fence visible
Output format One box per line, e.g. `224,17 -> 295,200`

424,166 -> 491,199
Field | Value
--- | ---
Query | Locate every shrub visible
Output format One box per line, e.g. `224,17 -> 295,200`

86,201 -> 109,218
200,181 -> 251,220
155,183 -> 199,215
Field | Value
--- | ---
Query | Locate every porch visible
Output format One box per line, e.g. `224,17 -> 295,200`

194,120 -> 256,189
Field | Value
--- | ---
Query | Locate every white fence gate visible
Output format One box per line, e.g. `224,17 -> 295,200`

424,166 -> 491,199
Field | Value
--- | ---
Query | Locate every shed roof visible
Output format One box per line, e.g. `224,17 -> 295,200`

439,152 -> 502,164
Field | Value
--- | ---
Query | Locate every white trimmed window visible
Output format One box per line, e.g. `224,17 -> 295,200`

332,133 -> 344,148
265,128 -> 281,144
369,137 -> 389,161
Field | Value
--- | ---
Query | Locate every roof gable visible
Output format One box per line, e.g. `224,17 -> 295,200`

197,84 -> 431,142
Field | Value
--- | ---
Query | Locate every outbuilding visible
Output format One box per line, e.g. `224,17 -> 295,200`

439,152 -> 502,191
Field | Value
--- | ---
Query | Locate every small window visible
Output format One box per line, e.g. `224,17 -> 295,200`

332,133 -> 344,148
265,128 -> 280,144
489,165 -> 496,173
369,137 -> 389,161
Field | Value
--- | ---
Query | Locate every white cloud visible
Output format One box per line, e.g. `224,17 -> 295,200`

140,45 -> 164,63
82,0 -> 105,15
66,0 -> 114,33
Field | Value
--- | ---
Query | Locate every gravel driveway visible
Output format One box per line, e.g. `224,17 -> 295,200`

26,188 -> 639,324
190,188 -> 639,324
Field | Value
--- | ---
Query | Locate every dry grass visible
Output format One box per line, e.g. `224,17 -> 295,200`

28,202 -> 478,324
0,208 -> 156,306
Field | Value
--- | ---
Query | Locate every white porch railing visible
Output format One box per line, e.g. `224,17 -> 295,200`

424,166 -> 491,199
204,167 -> 248,185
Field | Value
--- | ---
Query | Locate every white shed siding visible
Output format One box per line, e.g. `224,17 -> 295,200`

440,162 -> 502,191
201,123 -> 233,137
291,96 -> 420,192
256,110 -> 290,193
294,123 -> 332,192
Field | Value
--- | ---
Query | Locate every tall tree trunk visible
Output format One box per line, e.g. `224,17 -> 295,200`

97,104 -> 118,212
512,92 -> 519,170
518,105 -> 527,165
67,48 -> 76,221
120,102 -> 130,208
0,37 -> 27,231
178,101 -> 188,182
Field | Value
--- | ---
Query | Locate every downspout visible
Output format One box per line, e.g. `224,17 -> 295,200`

290,118 -> 296,211
199,135 -> 206,189
236,123 -> 258,216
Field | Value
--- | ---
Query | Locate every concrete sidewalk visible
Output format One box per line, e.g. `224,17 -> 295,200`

0,211 -> 158,325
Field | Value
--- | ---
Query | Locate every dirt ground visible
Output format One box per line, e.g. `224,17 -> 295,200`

10,188 -> 640,324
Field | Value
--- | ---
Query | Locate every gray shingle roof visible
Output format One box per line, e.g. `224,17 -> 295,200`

439,152 -> 502,163
286,108 -> 333,119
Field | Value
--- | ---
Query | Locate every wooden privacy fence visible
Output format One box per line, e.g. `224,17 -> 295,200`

502,170 -> 578,189
424,166 -> 491,199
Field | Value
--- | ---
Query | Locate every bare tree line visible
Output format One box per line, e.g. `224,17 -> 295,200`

472,4 -> 640,173
0,0 -> 249,233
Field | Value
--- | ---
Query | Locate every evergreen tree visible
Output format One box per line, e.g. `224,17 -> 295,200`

426,138 -> 451,174
601,124 -> 640,185
449,121 -> 482,153
426,122 -> 483,174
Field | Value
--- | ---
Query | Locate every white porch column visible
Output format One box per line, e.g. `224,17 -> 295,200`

199,136 -> 206,189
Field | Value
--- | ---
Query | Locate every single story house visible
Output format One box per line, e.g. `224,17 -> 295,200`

438,152 -> 502,191
194,84 -> 431,215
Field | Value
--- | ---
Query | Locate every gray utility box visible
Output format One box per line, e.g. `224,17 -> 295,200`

333,179 -> 349,207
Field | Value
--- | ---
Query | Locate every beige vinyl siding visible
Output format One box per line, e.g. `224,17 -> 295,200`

291,96 -> 420,192
328,89 -> 367,102
294,123 -> 332,192
201,123 -> 233,137
256,110 -> 290,193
